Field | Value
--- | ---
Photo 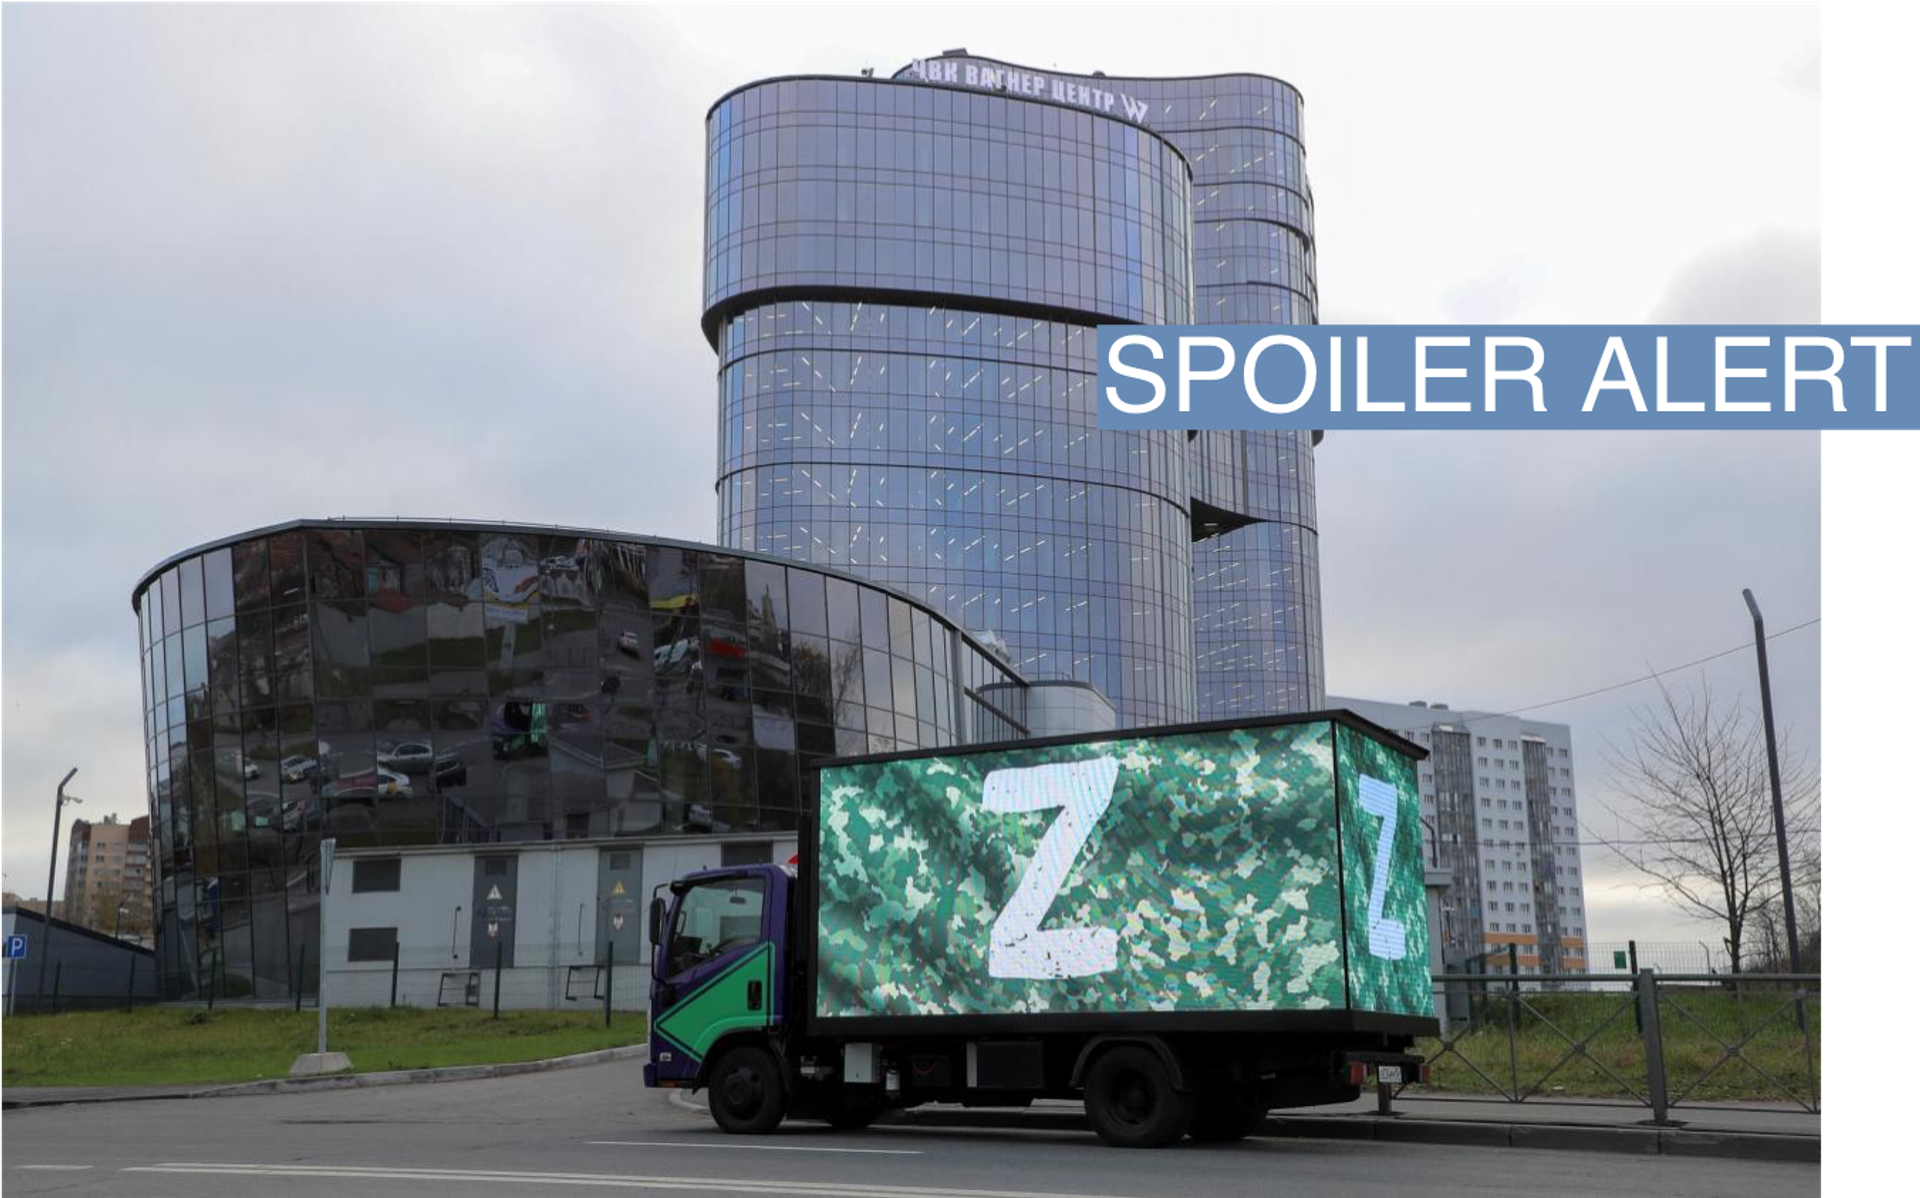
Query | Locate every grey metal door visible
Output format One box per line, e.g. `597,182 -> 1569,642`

596,849 -> 645,964
471,855 -> 517,968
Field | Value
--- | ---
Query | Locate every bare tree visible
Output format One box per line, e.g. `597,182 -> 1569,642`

1596,679 -> 1819,972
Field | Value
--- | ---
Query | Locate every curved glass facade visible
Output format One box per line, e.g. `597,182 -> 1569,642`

132,521 -> 1029,1000
710,60 -> 1325,727
919,58 -> 1327,718
707,76 -> 1199,725
704,76 -> 1193,334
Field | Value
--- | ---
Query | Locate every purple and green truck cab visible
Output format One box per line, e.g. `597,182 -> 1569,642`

644,864 -> 794,1089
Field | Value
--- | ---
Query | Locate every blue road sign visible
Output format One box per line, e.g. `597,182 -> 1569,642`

4,934 -> 26,959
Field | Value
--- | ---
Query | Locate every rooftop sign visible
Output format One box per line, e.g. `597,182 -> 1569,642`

905,58 -> 1150,125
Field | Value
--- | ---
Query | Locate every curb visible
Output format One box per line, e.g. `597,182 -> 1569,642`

1,1044 -> 649,1110
876,1106 -> 1819,1163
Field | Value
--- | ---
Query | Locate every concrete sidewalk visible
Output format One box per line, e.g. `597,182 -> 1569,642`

880,1093 -> 1819,1162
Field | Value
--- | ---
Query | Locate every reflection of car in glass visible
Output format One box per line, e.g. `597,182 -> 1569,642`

654,638 -> 699,673
378,741 -> 435,774
280,793 -> 315,833
324,767 -> 412,799
681,801 -> 732,835
245,791 -> 280,830
280,755 -> 319,784
491,701 -> 549,760
617,630 -> 643,656
222,749 -> 262,781
323,800 -> 380,835
431,751 -> 467,789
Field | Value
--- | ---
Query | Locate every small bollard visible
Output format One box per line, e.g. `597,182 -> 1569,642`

492,939 -> 504,1019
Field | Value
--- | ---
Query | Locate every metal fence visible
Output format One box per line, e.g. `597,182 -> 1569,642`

3,955 -> 159,1015
315,940 -> 653,1017
1409,968 -> 1819,1120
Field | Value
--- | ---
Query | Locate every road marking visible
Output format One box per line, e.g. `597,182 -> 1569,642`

587,1141 -> 922,1156
124,1162 -> 1142,1198
18,1165 -> 94,1171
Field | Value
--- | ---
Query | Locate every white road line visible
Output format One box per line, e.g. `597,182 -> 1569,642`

123,1162 -> 1141,1198
587,1141 -> 921,1156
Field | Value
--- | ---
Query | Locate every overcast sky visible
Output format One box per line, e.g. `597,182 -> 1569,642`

2,3 -> 1819,951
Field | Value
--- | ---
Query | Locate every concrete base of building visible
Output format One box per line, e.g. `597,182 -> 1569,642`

288,1051 -> 354,1078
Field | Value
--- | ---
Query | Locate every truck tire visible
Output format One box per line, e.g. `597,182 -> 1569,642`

1187,1090 -> 1267,1143
708,1045 -> 788,1134
1084,1045 -> 1195,1148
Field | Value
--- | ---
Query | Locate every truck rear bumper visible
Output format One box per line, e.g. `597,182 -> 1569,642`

1334,1048 -> 1431,1088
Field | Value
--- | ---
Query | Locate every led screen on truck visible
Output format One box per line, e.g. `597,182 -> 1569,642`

814,719 -> 1432,1020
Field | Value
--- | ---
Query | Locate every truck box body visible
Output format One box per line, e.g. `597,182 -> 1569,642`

807,712 -> 1434,1035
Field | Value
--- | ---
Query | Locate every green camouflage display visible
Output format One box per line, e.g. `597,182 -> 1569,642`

1336,724 -> 1435,1017
815,721 -> 1424,1019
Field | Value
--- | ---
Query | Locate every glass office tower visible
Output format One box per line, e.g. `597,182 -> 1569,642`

707,55 -> 1325,727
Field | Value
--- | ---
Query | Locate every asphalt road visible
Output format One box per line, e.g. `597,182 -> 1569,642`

2,1062 -> 1817,1197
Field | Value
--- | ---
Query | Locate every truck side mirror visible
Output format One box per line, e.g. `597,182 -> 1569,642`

649,896 -> 665,945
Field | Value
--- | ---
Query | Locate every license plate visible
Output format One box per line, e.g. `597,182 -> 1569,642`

1377,1065 -> 1403,1084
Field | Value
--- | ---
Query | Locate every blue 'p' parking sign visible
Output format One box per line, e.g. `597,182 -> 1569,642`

4,934 -> 26,959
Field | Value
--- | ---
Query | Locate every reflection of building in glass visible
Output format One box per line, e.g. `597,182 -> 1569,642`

707,54 -> 1325,726
133,520 -> 1040,1000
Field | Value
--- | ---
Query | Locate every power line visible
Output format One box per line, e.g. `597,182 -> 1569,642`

1388,616 -> 1820,736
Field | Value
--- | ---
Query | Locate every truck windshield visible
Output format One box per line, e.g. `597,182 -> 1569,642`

667,876 -> 766,978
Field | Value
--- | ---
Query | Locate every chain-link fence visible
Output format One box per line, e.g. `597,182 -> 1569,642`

1410,968 -> 1819,1119
1581,940 -> 1740,976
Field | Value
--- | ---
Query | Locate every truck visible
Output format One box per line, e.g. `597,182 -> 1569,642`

643,710 -> 1437,1148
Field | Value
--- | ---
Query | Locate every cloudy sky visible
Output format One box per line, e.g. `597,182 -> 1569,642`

3,2 -> 1819,950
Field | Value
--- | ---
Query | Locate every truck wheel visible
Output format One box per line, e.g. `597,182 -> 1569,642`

1187,1091 -> 1267,1143
708,1045 -> 788,1134
1084,1045 -> 1195,1148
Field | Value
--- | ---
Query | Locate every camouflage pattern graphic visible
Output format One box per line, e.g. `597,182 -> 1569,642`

816,723 -> 1356,1018
1336,724 -> 1435,1017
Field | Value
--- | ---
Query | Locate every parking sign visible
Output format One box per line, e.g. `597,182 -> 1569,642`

4,934 -> 26,959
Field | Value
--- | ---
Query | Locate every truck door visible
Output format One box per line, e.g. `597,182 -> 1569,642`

651,874 -> 775,1075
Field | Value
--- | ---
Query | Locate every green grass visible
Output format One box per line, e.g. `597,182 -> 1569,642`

2,1006 -> 648,1088
1415,984 -> 1819,1104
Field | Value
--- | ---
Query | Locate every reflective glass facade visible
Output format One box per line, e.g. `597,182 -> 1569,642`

708,61 -> 1326,727
707,75 -> 1199,724
133,521 -> 1029,1000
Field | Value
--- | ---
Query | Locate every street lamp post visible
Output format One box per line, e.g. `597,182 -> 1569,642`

37,768 -> 80,1011
1741,588 -> 1803,977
